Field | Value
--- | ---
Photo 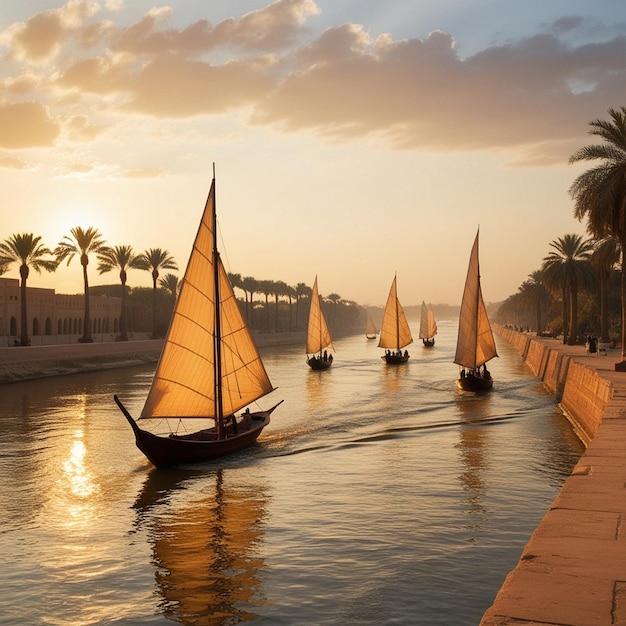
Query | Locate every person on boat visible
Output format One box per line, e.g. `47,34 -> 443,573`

323,350 -> 328,361
328,354 -> 333,363
404,350 -> 409,358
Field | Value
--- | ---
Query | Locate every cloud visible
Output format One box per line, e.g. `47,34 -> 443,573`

252,26 -> 626,160
111,0 -> 319,56
1,3 -> 625,163
66,114 -> 104,141
0,155 -> 33,169
123,167 -> 168,178
2,0 -> 100,63
0,101 -> 60,148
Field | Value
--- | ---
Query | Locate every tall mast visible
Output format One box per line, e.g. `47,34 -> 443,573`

474,230 -> 481,366
212,163 -> 225,439
395,274 -> 400,349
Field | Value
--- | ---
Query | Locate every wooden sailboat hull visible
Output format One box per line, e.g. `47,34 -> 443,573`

422,338 -> 435,347
115,395 -> 280,468
307,357 -> 332,370
456,373 -> 493,392
382,353 -> 410,364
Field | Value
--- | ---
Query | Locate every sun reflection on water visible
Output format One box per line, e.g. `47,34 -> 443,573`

60,429 -> 99,528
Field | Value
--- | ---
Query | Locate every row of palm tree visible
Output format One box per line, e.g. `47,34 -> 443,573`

226,274 -> 346,331
0,226 -> 178,346
497,106 -> 626,370
0,223 -> 354,346
496,234 -> 609,342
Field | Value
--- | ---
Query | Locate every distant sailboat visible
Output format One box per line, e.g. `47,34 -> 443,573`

365,310 -> 378,339
378,274 -> 413,364
114,169 -> 282,468
306,276 -> 334,370
454,229 -> 498,391
419,301 -> 437,347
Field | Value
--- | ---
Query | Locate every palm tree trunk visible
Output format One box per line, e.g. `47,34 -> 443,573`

19,265 -> 29,346
561,285 -> 568,344
568,285 -> 578,345
81,261 -> 93,343
600,273 -> 609,343
613,238 -> 626,369
621,256 -> 626,362
151,277 -> 157,339
119,278 -> 128,341
535,300 -> 542,337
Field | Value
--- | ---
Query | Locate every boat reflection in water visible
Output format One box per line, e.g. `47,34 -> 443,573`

455,394 -> 493,530
133,468 -> 268,624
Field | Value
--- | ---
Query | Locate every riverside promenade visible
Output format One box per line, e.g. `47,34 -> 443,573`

481,326 -> 626,626
0,331 -> 307,384
0,338 -> 165,384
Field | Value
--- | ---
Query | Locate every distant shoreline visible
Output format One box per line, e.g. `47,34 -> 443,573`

0,330 -> 313,385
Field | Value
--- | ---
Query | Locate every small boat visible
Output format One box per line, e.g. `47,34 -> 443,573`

365,310 -> 378,339
454,229 -> 498,391
306,276 -> 334,370
378,274 -> 413,364
419,301 -> 437,347
114,169 -> 282,468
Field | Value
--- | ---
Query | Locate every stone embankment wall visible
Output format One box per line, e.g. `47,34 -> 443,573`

0,340 -> 164,384
0,331 -> 309,384
495,325 -> 613,445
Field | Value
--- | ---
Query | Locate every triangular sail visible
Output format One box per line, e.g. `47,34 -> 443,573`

306,276 -> 334,354
141,179 -> 273,420
454,230 -> 498,369
377,275 -> 413,350
419,301 -> 437,339
365,310 -> 378,336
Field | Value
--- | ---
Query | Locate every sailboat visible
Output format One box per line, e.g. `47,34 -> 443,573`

306,276 -> 334,370
365,310 -> 378,339
114,170 -> 282,468
419,301 -> 437,347
454,229 -> 498,391
378,274 -> 413,364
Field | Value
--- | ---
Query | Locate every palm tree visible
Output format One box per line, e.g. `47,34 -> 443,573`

527,270 -> 550,335
258,279 -> 274,332
55,227 -> 109,343
569,107 -> 626,366
514,271 -> 549,335
241,276 -> 258,328
541,234 -> 595,345
0,233 -> 57,346
295,282 -> 310,329
286,284 -> 296,330
591,237 -> 620,344
97,245 -> 144,341
273,280 -> 288,331
137,248 -> 178,338
326,292 -> 342,328
159,273 -> 180,300
228,272 -> 242,295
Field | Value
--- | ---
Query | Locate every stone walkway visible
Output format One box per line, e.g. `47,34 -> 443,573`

480,334 -> 626,626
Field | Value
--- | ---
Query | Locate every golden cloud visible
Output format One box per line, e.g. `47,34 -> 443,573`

0,101 -> 60,148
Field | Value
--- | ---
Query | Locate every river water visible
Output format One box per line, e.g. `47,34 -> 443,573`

0,320 -> 584,625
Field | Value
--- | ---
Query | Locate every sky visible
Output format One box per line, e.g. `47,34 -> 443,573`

1,0 -> 625,307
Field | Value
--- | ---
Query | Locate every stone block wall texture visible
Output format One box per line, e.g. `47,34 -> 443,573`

495,326 -> 612,446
